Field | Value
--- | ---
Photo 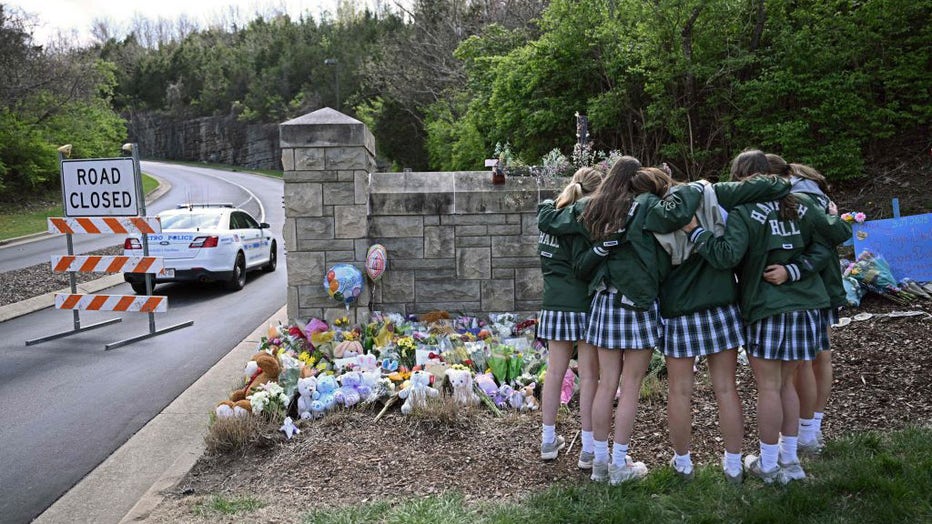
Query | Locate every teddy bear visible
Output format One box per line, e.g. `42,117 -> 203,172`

296,376 -> 319,420
520,382 -> 540,411
496,383 -> 522,410
398,370 -> 439,414
310,374 -> 339,417
474,372 -> 499,401
333,371 -> 372,408
216,351 -> 281,419
445,367 -> 480,407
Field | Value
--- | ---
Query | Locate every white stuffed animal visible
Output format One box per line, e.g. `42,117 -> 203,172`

296,376 -> 319,420
398,370 -> 438,414
445,367 -> 480,407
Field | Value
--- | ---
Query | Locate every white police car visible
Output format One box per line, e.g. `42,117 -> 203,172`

123,203 -> 276,294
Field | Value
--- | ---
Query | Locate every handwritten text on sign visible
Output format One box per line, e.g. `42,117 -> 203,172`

852,213 -> 932,281
61,157 -> 138,217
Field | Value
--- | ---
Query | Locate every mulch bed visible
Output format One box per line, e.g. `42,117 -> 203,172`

146,294 -> 931,522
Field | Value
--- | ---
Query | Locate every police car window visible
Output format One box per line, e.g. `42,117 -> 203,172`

161,212 -> 222,229
240,213 -> 260,229
231,212 -> 251,230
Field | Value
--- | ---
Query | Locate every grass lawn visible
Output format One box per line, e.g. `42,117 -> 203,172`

289,427 -> 931,524
0,174 -> 159,241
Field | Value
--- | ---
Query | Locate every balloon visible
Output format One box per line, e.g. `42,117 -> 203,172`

323,263 -> 364,309
365,244 -> 388,281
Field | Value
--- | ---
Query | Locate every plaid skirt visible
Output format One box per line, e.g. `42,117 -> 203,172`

537,309 -> 588,341
817,307 -> 840,351
585,290 -> 662,350
745,309 -> 822,361
660,304 -> 745,358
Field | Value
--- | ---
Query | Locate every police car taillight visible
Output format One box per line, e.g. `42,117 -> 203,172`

190,236 -> 219,248
124,238 -> 142,250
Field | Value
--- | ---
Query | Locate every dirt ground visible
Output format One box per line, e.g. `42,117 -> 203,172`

144,296 -> 932,523
144,148 -> 932,522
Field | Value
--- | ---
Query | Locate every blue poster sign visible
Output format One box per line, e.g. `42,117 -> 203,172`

851,213 -> 932,281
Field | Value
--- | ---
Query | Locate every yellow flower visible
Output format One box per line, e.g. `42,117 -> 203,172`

299,351 -> 311,362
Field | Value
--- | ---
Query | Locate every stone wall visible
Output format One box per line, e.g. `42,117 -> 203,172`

281,108 -> 560,324
127,112 -> 280,169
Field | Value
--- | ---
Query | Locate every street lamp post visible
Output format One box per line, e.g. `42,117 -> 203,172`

324,58 -> 340,111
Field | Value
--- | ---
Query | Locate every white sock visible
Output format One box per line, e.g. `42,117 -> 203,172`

581,430 -> 595,453
674,452 -> 693,473
780,435 -> 799,464
594,439 -> 609,464
799,418 -> 816,443
760,441 -> 780,472
542,424 -> 556,445
723,451 -> 742,475
813,411 -> 824,433
611,442 -> 629,466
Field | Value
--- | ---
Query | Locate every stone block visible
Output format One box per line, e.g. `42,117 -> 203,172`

416,279 -> 480,302
379,237 -> 424,261
326,251 -> 355,263
295,217 -> 334,240
424,226 -> 454,258
488,224 -> 522,235
282,218 -> 296,252
284,170 -> 340,183
493,268 -> 515,279
423,215 -> 440,226
334,205 -> 367,238
413,301 -> 481,314
482,279 -> 515,312
287,286 -> 299,321
287,251 -> 326,286
456,236 -> 490,248
322,182 -> 355,206
294,148 -> 325,170
370,216 -> 424,238
417,268 -> 455,280
370,192 -> 453,215
494,256 -> 540,269
382,270 -> 415,302
391,258 -> 454,270
522,213 -> 540,236
514,267 -> 544,300
354,171 -> 368,204
456,247 -> 491,279
280,108 -> 375,155
326,147 -> 373,170
515,300 -> 544,312
283,182 -> 322,217
281,148 -> 295,172
491,235 -> 538,258
456,225 -> 487,236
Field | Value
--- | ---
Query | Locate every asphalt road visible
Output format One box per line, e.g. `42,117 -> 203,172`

0,163 -> 286,523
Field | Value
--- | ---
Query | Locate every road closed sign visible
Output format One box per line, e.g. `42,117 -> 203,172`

61,158 -> 139,217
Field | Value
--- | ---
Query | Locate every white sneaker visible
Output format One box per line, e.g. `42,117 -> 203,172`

541,435 -> 565,461
798,439 -> 823,456
779,460 -> 807,483
591,461 -> 609,482
744,454 -> 782,485
578,450 -> 594,470
669,456 -> 694,481
609,458 -> 648,485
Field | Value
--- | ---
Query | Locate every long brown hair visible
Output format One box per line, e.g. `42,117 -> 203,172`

731,149 -> 798,221
555,166 -> 604,209
790,162 -> 829,193
581,157 -> 672,241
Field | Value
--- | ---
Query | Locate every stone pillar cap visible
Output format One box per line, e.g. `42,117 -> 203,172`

280,107 -> 375,153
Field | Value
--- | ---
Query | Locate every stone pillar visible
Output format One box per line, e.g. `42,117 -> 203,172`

280,108 -> 376,324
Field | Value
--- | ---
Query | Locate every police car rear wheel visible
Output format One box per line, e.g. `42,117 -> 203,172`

262,241 -> 277,272
225,253 -> 246,291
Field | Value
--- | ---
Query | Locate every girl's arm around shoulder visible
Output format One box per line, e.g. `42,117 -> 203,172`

713,175 -> 790,211
537,199 -> 586,236
798,194 -> 852,247
643,182 -> 705,234
683,208 -> 751,270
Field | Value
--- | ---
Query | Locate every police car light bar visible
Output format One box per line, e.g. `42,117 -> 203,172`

176,203 -> 234,209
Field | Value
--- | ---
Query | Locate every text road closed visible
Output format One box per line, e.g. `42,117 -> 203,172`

61,158 -> 139,217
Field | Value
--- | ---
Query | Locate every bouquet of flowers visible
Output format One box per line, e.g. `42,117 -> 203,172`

844,250 -> 917,305
247,382 -> 290,419
840,211 -> 867,224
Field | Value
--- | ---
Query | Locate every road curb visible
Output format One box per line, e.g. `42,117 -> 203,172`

34,304 -> 288,524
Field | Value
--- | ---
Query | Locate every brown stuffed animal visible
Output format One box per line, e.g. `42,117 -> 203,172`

215,351 -> 282,418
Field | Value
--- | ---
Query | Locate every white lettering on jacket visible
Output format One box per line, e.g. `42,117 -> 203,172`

538,232 -> 560,248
